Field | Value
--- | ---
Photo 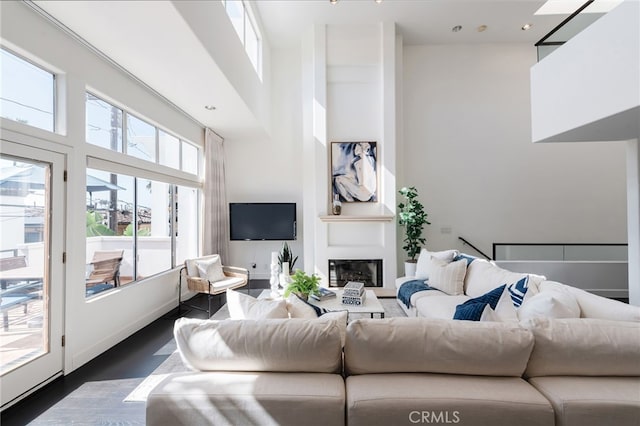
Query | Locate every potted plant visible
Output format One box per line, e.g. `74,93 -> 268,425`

398,186 -> 430,277
277,242 -> 298,287
283,270 -> 320,301
278,242 -> 298,274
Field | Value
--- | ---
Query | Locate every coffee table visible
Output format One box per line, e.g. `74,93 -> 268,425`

258,289 -> 385,319
309,289 -> 385,319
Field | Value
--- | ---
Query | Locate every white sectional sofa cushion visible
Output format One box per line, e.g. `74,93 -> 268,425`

415,295 -> 470,319
148,371 -> 346,426
174,317 -> 342,373
344,318 -> 534,376
523,318 -> 640,377
527,376 -> 640,426
539,280 -> 640,321
524,317 -> 640,426
464,259 -> 545,299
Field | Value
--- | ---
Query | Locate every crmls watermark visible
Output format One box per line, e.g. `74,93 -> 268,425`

409,410 -> 461,424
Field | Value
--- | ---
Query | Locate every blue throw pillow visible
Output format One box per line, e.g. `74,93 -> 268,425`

453,285 -> 506,321
507,277 -> 529,308
452,253 -> 477,266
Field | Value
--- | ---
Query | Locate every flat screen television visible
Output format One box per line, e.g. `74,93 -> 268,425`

229,203 -> 297,241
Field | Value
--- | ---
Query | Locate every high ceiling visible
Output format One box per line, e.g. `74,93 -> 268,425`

255,0 -> 567,48
30,0 -> 568,138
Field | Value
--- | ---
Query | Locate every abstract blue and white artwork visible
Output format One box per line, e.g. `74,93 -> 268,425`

331,142 -> 377,203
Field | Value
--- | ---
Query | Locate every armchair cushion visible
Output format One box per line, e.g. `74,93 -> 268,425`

195,255 -> 225,283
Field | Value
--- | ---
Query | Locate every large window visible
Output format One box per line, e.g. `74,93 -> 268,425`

85,93 -> 199,175
85,167 -> 198,297
0,48 -> 55,132
84,94 -> 200,296
221,0 -> 261,75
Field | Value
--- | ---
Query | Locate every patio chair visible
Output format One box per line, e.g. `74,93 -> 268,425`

179,255 -> 249,317
86,250 -> 124,288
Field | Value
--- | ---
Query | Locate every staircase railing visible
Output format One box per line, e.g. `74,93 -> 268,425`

458,237 -> 492,261
535,0 -> 613,61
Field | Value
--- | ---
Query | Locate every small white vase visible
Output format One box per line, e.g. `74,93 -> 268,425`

404,261 -> 417,278
279,262 -> 291,289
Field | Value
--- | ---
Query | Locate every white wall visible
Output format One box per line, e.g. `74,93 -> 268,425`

1,1 -> 203,373
402,43 -> 628,264
225,46 -> 304,278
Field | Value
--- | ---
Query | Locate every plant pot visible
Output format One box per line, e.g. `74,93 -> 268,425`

294,292 -> 308,301
404,261 -> 417,278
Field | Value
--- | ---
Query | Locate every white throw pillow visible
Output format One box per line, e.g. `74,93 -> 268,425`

195,255 -> 225,283
518,290 -> 581,321
415,248 -> 459,279
286,294 -> 318,319
480,286 -> 518,322
226,289 -> 289,319
426,257 -> 466,295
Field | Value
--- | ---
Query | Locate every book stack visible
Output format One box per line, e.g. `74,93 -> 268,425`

342,281 -> 366,305
310,287 -> 337,301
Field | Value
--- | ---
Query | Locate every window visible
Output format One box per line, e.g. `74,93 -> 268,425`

127,115 -> 156,162
175,185 -> 199,265
181,141 -> 199,175
159,130 -> 180,170
0,48 -> 55,132
85,93 -> 200,174
86,93 -> 123,151
85,167 -> 199,297
222,0 -> 261,75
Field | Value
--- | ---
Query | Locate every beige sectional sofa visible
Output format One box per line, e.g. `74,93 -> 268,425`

146,315 -> 640,426
396,249 -> 640,323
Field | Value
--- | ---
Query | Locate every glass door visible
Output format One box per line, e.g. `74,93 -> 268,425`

0,142 -> 64,408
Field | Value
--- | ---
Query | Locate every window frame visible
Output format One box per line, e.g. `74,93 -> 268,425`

0,47 -> 57,133
85,91 -> 200,176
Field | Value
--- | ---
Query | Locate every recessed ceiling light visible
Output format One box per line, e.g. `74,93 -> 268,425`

330,0 -> 338,4
452,25 -> 462,32
375,0 -> 382,3
477,25 -> 488,32
521,23 -> 533,31
204,105 -> 216,111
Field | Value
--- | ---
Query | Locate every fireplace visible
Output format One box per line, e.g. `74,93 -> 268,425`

328,259 -> 383,287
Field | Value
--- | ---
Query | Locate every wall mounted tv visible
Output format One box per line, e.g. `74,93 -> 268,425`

229,203 -> 297,241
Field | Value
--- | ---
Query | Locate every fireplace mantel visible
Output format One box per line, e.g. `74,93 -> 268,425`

319,215 -> 394,223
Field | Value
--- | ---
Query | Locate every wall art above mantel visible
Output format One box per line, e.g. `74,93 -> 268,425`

331,141 -> 377,203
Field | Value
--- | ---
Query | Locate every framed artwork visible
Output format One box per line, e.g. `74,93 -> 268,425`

331,141 -> 377,203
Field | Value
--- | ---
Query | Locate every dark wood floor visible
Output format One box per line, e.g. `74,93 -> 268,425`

1,281 -> 268,425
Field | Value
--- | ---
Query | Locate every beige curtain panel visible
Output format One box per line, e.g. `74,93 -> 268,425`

203,128 -> 230,264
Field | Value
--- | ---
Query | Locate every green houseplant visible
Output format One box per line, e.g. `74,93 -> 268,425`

277,242 -> 298,274
398,186 -> 430,276
284,270 -> 320,301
